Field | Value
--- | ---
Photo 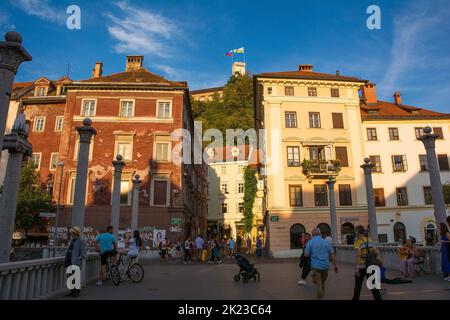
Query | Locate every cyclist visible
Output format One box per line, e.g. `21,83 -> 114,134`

95,226 -> 117,286
126,230 -> 142,266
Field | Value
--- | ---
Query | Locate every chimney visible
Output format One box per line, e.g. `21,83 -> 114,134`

361,82 -> 377,104
298,64 -> 313,72
394,91 -> 402,105
126,55 -> 144,72
92,62 -> 103,78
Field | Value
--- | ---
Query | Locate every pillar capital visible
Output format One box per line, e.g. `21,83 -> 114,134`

132,174 -> 142,186
0,31 -> 32,74
76,118 -> 97,143
360,157 -> 375,174
418,126 -> 438,150
326,176 -> 336,187
112,154 -> 126,173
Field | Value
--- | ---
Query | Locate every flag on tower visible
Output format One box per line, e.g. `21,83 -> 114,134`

233,47 -> 245,54
224,50 -> 233,57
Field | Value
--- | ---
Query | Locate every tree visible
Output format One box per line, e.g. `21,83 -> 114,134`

15,161 -> 54,236
243,166 -> 258,234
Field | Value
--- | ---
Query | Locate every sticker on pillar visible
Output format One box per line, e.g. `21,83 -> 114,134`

270,216 -> 279,222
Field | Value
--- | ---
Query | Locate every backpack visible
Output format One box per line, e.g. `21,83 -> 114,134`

363,238 -> 378,268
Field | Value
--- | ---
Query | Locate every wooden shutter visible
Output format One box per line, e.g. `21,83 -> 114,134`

332,113 -> 344,128
335,147 -> 348,167
153,180 -> 168,205
438,155 -> 450,171
433,127 -> 443,139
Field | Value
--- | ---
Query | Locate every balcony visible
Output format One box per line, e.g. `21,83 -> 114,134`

302,159 -> 341,180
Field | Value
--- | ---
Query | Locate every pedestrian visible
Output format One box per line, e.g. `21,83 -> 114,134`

298,233 -> 312,285
189,238 -> 195,262
256,237 -> 263,257
439,223 -> 450,281
95,226 -> 118,286
304,227 -> 338,300
64,226 -> 86,297
209,239 -> 222,263
125,230 -> 142,265
160,237 -> 168,261
195,235 -> 204,262
246,237 -> 252,255
184,237 -> 192,264
236,235 -> 242,253
228,237 -> 236,258
324,232 -> 333,245
352,225 -> 382,300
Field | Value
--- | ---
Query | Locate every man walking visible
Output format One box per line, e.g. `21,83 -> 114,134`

304,227 -> 338,300
228,237 -> 236,258
64,226 -> 86,297
95,226 -> 117,286
195,235 -> 204,262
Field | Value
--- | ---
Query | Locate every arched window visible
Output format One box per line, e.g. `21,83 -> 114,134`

290,224 -> 305,249
317,223 -> 331,236
341,222 -> 355,244
393,222 -> 407,243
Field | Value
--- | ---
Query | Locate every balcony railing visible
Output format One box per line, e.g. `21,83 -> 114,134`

302,160 -> 341,179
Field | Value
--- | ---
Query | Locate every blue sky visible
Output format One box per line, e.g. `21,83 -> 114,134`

1,0 -> 450,112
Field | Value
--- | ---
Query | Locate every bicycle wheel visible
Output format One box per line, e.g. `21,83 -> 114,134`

110,265 -> 121,286
128,263 -> 144,283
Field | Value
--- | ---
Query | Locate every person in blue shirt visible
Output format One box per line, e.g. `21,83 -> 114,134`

95,226 -> 117,285
304,227 -> 338,300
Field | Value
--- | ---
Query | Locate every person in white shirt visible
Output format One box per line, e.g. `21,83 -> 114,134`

126,230 -> 142,266
194,235 -> 204,262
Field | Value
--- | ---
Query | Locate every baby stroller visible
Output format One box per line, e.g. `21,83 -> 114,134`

233,254 -> 260,283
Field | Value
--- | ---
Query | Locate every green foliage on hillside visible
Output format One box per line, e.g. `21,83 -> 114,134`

191,73 -> 254,139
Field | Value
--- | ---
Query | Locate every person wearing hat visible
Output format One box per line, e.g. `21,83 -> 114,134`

64,226 -> 87,297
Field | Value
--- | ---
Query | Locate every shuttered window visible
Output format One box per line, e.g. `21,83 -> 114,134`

438,154 -> 450,171
433,127 -> 443,139
374,188 -> 386,207
335,146 -> 349,167
338,184 -> 352,206
332,113 -> 344,129
153,180 -> 168,206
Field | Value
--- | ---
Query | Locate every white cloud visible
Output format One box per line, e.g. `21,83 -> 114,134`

11,0 -> 65,24
105,1 -> 179,58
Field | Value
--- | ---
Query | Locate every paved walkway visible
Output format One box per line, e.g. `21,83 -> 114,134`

56,258 -> 450,300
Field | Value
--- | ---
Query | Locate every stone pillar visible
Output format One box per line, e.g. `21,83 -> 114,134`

0,31 -> 32,162
111,155 -> 125,238
0,114 -> 32,263
72,118 -> 96,229
131,174 -> 141,231
326,177 -> 338,244
361,158 -> 378,242
418,126 -> 448,225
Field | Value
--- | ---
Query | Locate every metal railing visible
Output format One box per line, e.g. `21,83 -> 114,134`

0,253 -> 100,300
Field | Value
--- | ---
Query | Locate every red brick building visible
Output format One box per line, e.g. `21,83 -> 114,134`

18,56 -> 207,240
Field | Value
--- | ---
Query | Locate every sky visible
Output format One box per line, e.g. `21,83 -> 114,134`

1,0 -> 450,112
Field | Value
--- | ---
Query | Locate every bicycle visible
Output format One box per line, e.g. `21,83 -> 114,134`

110,252 -> 145,286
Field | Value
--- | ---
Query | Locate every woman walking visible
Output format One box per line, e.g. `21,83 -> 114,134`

440,223 -> 450,281
184,237 -> 192,264
64,226 -> 87,298
209,239 -> 222,264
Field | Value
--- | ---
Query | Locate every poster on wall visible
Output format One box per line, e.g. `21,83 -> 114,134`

153,229 -> 166,247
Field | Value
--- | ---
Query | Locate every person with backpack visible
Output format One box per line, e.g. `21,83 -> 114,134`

352,225 -> 382,300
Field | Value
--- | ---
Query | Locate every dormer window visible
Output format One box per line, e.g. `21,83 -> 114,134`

35,86 -> 47,97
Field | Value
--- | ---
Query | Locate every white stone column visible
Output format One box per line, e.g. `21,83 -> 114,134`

326,177 -> 339,244
0,114 -> 32,263
111,155 -> 125,238
0,31 -> 32,162
418,127 -> 448,225
361,158 -> 378,242
72,118 -> 96,229
131,174 -> 141,231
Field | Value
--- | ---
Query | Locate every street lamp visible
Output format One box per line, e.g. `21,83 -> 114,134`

54,161 -> 64,246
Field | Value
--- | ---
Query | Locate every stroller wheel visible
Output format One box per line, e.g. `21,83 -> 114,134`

243,277 -> 249,283
234,274 -> 241,282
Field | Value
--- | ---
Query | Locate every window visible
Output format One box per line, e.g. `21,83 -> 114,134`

49,153 -> 58,170
117,142 -> 132,161
221,166 -> 226,175
388,128 -> 399,140
423,187 -> 433,205
438,154 -> 450,171
393,222 -> 407,243
369,156 -> 382,172
285,112 -> 297,128
157,101 -> 171,118
392,155 -> 408,172
396,187 -> 409,206
267,87 -> 272,95
221,183 -> 229,194
308,87 -> 317,97
373,188 -> 386,207
314,185 -> 328,206
332,113 -> 344,129
221,203 -> 228,214
338,184 -> 352,206
415,127 -> 424,139
378,234 -> 388,243
120,180 -> 131,205
55,116 -> 64,132
237,202 -> 244,214
366,128 -> 377,140
237,182 -> 244,194
30,153 -> 41,169
155,143 -> 169,161
81,100 -> 96,117
419,155 -> 429,171
290,224 -> 306,249
433,127 -> 444,139
289,185 -> 303,206
120,100 -> 134,118
335,147 -> 349,167
33,117 -> 45,132
35,87 -> 46,97
152,176 -> 169,206
287,146 -> 300,167
74,134 -> 94,161
285,86 -> 294,96
309,112 -> 321,128
330,88 -> 340,98
68,177 -> 76,205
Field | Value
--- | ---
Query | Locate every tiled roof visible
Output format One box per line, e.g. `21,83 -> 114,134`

79,68 -> 186,87
257,70 -> 365,82
11,82 -> 34,100
360,100 -> 449,120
